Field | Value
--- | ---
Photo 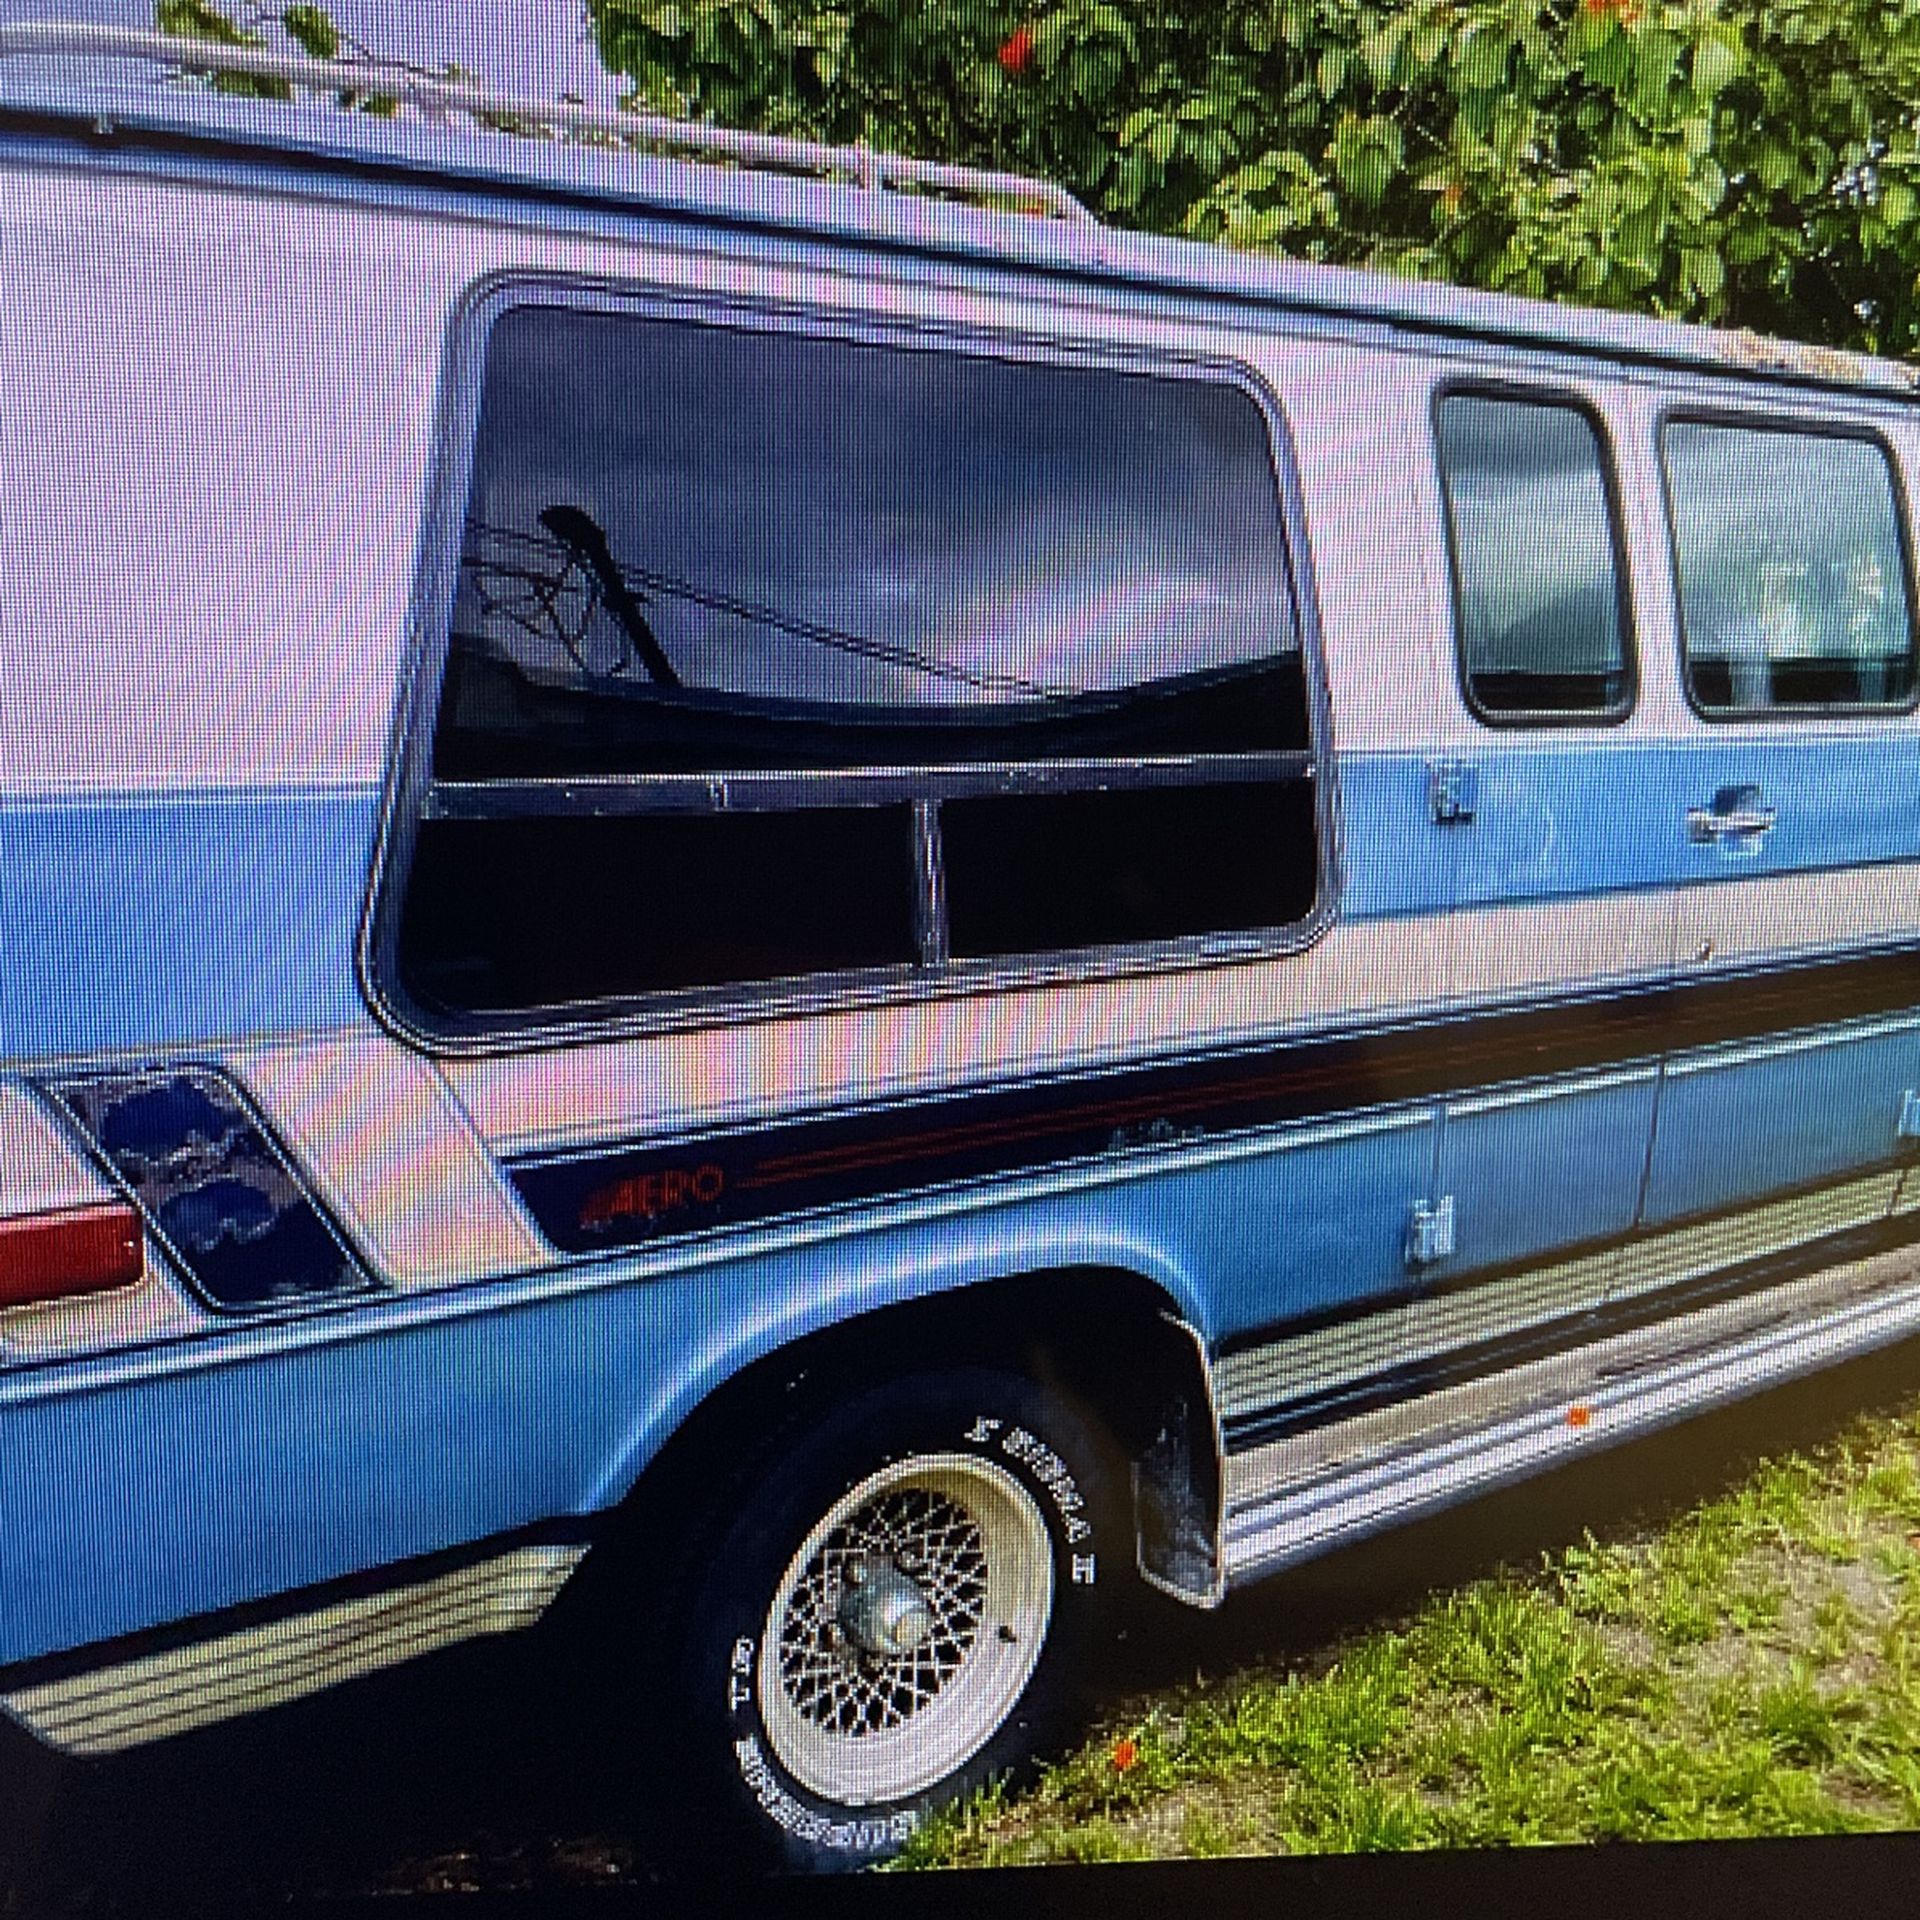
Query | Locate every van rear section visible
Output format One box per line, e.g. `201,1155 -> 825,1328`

12,21 -> 1920,1871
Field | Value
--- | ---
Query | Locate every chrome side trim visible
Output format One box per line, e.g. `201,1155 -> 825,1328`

0,1542 -> 585,1755
1220,1237 -> 1920,1585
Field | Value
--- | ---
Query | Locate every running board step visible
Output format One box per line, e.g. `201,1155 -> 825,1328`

1220,1237 -> 1920,1586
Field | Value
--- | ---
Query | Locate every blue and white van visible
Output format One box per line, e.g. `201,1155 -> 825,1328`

8,17 -> 1920,1871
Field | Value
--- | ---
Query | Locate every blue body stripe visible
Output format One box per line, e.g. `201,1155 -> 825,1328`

9,730 -> 1917,1072
0,789 -> 379,1057
4,731 -> 1920,1662
1339,733 -> 1920,919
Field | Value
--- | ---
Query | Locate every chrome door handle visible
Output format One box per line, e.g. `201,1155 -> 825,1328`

1686,785 -> 1776,846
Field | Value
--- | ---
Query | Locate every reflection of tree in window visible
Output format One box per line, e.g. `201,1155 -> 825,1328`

1664,420 -> 1916,713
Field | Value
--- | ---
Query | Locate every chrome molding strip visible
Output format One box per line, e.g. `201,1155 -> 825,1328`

0,1542 -> 584,1755
1220,1236 -> 1920,1585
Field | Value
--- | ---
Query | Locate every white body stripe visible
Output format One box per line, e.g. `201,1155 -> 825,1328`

30,160 -> 1900,806
227,1032 -> 555,1288
0,1543 -> 585,1755
0,1081 -> 111,1219
443,908 -> 1451,1158
445,865 -> 1920,1160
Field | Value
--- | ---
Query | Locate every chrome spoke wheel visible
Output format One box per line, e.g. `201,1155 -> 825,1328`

757,1452 -> 1054,1806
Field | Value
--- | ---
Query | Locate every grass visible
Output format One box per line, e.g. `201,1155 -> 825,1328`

891,1393 -> 1920,1870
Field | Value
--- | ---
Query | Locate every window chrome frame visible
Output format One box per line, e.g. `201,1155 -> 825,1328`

360,270 -> 1338,1055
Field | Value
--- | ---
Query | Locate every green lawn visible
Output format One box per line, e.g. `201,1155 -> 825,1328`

894,1395 -> 1920,1869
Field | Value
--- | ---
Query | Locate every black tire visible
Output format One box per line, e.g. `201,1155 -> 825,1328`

644,1364 -> 1132,1874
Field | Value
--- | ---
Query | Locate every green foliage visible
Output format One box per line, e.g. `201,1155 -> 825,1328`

156,3 -> 400,114
155,0 -> 293,98
583,0 -> 1920,357
156,0 -> 1920,354
894,1399 -> 1920,1869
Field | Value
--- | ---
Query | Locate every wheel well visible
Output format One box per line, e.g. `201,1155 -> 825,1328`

577,1267 -> 1221,1610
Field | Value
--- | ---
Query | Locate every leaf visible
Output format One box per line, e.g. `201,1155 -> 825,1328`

156,0 -> 253,46
1682,246 -> 1725,298
1456,25 -> 1509,94
1409,22 -> 1449,72
1332,114 -> 1402,207
1632,30 -> 1681,110
1753,140 -> 1796,192
1691,35 -> 1742,99
281,5 -> 340,60
1318,48 -> 1347,100
1359,23 -> 1404,85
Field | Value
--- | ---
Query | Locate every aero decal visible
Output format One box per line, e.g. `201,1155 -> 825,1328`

507,942 -> 1920,1255
0,1544 -> 584,1755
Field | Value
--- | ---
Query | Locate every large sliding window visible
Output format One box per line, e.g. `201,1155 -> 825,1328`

389,299 -> 1319,1028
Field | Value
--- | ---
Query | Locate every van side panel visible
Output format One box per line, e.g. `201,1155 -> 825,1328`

14,136 -> 1920,1739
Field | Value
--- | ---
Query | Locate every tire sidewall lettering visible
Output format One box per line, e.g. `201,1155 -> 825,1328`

969,1414 -> 1098,1563
732,1734 -> 917,1852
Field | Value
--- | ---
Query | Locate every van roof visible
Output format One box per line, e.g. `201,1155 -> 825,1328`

3,17 -> 1915,404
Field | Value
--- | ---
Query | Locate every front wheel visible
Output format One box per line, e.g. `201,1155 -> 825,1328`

657,1366 -> 1131,1872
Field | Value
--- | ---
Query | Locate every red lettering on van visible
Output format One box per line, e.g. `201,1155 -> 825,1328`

579,1162 -> 726,1232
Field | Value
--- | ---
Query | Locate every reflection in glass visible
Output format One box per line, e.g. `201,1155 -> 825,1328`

440,307 -> 1304,779
1436,394 -> 1630,718
1664,421 -> 1916,713
399,304 -> 1321,1016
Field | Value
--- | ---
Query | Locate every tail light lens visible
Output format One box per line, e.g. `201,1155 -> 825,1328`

0,1200 -> 144,1309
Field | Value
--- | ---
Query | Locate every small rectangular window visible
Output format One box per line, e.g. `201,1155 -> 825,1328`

1663,418 -> 1917,715
387,298 -> 1320,1028
1435,392 -> 1632,721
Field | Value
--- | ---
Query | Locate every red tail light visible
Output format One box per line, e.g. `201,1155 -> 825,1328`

0,1202 -> 144,1309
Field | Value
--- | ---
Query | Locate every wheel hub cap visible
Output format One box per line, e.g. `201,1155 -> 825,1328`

757,1453 -> 1055,1806
837,1557 -> 936,1656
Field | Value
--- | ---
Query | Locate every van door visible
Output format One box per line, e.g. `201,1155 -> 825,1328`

1642,408 -> 1920,1245
1419,381 -> 1668,1307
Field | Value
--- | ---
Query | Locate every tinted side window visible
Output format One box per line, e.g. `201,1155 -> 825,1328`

1664,420 -> 1917,715
1435,393 -> 1631,720
393,305 -> 1318,1025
